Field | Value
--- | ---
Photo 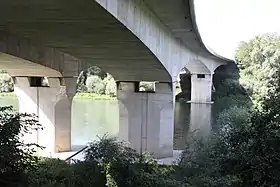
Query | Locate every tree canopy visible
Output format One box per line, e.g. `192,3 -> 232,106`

235,33 -> 280,108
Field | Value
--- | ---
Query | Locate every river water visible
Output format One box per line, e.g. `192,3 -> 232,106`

0,96 -> 191,150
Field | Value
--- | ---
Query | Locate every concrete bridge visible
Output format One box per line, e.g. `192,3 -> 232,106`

0,0 -> 230,158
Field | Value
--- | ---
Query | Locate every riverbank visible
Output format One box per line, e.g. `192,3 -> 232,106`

0,92 -> 116,100
74,93 -> 115,100
54,149 -> 183,165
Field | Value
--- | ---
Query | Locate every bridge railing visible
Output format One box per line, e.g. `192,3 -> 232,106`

64,145 -> 88,164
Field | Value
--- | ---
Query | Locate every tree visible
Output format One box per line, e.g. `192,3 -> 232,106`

235,33 -> 280,109
0,106 -> 42,186
86,75 -> 106,94
0,71 -> 14,92
104,75 -> 117,97
178,33 -> 280,186
87,66 -> 107,80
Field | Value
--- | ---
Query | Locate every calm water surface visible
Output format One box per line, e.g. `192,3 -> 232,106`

0,96 -> 190,150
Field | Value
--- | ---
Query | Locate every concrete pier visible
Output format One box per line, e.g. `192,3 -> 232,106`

188,73 -> 213,136
14,77 -> 76,156
117,82 -> 174,158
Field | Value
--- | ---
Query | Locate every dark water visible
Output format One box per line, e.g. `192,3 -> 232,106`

0,96 -> 190,150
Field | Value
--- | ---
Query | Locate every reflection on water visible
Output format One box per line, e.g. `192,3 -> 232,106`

0,96 -> 191,150
71,99 -> 119,149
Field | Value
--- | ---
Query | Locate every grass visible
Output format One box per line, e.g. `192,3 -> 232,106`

0,87 -> 182,100
74,93 -> 116,100
0,92 -> 16,97
0,92 -> 116,100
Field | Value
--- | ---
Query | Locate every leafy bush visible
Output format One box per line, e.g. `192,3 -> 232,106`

216,105 -> 252,129
104,75 -> 116,97
0,106 -> 42,186
0,72 -> 13,92
87,66 -> 107,80
235,33 -> 280,109
139,82 -> 155,91
86,75 -> 105,94
0,105 -> 179,187
83,136 -> 180,187
178,137 -> 241,186
26,158 -> 71,187
27,158 -> 105,187
177,33 -> 280,187
93,81 -> 106,94
179,103 -> 280,186
25,136 -> 181,187
76,82 -> 87,93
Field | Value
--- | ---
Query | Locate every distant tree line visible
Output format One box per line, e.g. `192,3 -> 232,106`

2,33 -> 280,186
77,66 -> 117,97
0,66 -> 156,97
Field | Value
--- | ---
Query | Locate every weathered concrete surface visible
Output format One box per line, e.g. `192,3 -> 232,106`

14,77 -> 76,156
188,73 -> 213,136
0,0 -> 233,158
118,82 -> 174,158
141,0 -> 228,73
0,0 -> 229,82
0,33 -> 87,78
0,52 -> 62,77
190,74 -> 213,103
0,0 -> 169,81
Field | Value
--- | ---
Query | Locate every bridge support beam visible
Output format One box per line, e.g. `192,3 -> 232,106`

188,73 -> 213,136
13,77 -> 76,156
117,82 -> 174,158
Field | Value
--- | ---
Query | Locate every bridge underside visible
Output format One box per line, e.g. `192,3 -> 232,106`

0,53 -> 62,77
0,0 -> 170,82
0,0 -> 227,158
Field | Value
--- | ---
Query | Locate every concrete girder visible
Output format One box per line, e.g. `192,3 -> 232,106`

0,32 -> 85,78
0,52 -> 62,77
137,0 -> 232,77
0,0 -> 170,82
0,0 -> 230,82
184,58 -> 227,76
185,59 -> 211,75
96,0 -> 200,81
96,0 -> 229,80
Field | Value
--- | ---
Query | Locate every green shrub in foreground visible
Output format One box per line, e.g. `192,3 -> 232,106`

27,136 -> 181,187
0,106 -> 42,187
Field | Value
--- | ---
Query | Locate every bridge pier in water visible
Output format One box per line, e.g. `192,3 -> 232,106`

117,82 -> 174,158
13,76 -> 76,156
188,73 -> 213,136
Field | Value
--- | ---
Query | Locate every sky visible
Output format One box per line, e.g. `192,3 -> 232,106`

195,0 -> 280,60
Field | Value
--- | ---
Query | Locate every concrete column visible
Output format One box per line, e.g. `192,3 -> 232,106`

188,73 -> 213,136
13,77 -> 76,156
117,82 -> 174,158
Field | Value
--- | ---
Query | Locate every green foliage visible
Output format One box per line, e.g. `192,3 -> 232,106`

0,71 -> 13,92
0,106 -> 42,186
139,82 -> 155,91
179,102 -> 280,186
235,33 -> 280,109
76,67 -> 116,96
25,136 -> 179,187
87,66 -> 107,80
86,75 -> 105,94
83,136 -> 180,187
26,158 -> 71,187
216,105 -> 252,129
178,137 -> 241,186
212,62 -> 252,125
104,75 -> 117,97
76,81 -> 87,93
0,66 -> 117,97
177,33 -> 280,186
